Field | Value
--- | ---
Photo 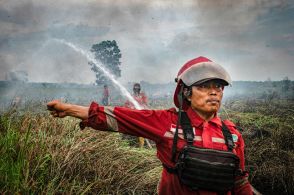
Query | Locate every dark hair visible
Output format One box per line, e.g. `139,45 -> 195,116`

133,83 -> 141,88
182,85 -> 192,106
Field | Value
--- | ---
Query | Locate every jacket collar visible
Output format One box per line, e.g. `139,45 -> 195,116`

186,107 -> 222,127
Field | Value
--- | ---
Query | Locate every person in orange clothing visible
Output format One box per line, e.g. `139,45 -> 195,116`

101,84 -> 110,106
47,56 -> 253,195
124,83 -> 148,148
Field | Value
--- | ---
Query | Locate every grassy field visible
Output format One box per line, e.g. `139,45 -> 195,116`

221,99 -> 294,195
0,99 -> 293,194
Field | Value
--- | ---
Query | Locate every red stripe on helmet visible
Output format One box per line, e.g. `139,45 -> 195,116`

177,56 -> 212,77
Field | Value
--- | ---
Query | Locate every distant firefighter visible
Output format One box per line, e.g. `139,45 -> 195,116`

101,84 -> 110,106
124,83 -> 148,148
124,83 -> 148,109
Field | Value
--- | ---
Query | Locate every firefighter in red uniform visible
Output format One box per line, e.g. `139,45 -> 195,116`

125,83 -> 148,109
47,56 -> 253,195
102,84 -> 110,106
124,83 -> 148,147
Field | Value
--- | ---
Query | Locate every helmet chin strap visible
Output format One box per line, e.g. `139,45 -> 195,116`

172,84 -> 184,162
177,85 -> 184,111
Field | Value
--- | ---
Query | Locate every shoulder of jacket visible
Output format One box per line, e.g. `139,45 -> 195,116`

222,119 -> 241,135
167,107 -> 177,113
222,119 -> 236,127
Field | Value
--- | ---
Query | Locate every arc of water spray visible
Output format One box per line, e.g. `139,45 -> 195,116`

52,38 -> 143,110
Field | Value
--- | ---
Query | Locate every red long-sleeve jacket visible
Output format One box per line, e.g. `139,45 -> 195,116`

81,102 -> 253,195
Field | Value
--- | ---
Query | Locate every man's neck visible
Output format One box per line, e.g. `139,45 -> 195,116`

192,109 -> 215,122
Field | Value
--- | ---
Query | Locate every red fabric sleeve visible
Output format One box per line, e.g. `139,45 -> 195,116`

113,106 -> 175,143
82,102 -> 109,131
81,101 -> 176,143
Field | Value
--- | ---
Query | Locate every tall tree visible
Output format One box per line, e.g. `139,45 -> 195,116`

89,40 -> 122,85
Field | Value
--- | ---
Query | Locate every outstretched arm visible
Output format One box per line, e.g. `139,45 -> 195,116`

47,100 -> 89,120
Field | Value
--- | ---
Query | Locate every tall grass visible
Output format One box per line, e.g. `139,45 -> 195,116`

0,109 -> 161,194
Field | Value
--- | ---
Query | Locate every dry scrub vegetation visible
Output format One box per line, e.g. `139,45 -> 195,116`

221,100 -> 294,195
1,99 -> 294,194
0,109 -> 161,194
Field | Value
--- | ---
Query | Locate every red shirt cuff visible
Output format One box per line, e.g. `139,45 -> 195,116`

79,102 -> 99,130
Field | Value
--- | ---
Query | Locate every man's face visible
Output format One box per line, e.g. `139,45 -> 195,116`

188,80 -> 224,115
133,86 -> 140,94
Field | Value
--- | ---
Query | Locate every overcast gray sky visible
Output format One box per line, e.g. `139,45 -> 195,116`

0,0 -> 293,84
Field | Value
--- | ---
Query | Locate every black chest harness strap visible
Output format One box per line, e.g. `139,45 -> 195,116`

165,111 -> 241,193
171,111 -> 235,161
